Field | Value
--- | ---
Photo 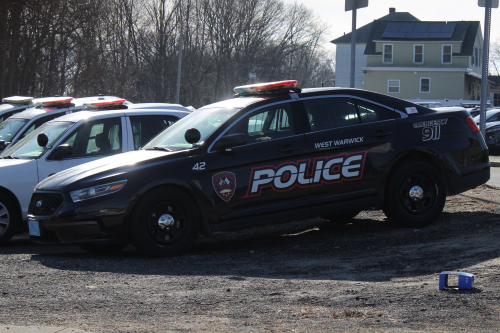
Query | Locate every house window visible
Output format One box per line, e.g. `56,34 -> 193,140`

383,44 -> 393,63
388,80 -> 400,93
442,45 -> 452,64
414,44 -> 424,64
420,78 -> 431,93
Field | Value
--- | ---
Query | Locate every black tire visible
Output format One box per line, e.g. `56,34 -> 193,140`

322,211 -> 361,223
130,187 -> 200,257
383,160 -> 446,228
79,243 -> 127,254
0,193 -> 20,246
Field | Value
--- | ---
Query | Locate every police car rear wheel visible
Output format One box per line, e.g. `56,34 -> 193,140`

0,194 -> 19,246
384,160 -> 446,228
131,187 -> 200,257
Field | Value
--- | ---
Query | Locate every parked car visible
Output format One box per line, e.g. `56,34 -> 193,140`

28,80 -> 489,256
482,121 -> 500,154
473,109 -> 500,124
0,96 -> 34,123
0,95 -> 130,152
0,102 -> 190,245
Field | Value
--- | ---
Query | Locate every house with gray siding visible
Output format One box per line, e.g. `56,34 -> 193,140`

331,9 -> 494,104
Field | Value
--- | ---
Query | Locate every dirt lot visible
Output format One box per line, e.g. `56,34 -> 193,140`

1,185 -> 500,332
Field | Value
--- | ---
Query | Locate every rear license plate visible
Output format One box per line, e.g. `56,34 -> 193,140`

28,220 -> 40,236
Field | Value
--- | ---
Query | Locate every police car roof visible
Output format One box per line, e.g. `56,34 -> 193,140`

9,107 -> 68,120
52,108 -> 191,123
0,104 -> 28,113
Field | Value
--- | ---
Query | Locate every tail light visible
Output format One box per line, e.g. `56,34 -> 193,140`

465,116 -> 480,132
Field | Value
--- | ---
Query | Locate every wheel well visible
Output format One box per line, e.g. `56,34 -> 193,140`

126,184 -> 212,237
384,152 -> 452,196
0,186 -> 22,221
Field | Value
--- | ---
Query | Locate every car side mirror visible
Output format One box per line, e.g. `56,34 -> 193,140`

185,128 -> 201,144
49,144 -> 73,160
37,133 -> 49,147
0,140 -> 6,151
213,133 -> 247,152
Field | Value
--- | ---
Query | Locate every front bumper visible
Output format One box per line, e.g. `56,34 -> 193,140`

28,191 -> 130,244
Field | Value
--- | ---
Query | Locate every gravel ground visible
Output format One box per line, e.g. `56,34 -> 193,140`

1,185 -> 500,332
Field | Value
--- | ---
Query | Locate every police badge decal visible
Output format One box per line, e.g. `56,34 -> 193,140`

212,172 -> 236,202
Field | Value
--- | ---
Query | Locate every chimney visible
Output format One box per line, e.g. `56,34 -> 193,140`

389,8 -> 396,13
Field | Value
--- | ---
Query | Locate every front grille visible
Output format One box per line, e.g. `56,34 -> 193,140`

28,193 -> 63,216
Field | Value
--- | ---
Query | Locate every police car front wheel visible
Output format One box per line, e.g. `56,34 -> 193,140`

383,160 -> 446,228
130,187 -> 200,257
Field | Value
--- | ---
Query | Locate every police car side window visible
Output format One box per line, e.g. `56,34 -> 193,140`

58,118 -> 122,158
129,115 -> 178,150
304,98 -> 359,131
224,103 -> 294,144
355,100 -> 397,123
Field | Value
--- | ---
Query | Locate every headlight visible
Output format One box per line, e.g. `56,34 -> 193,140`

70,180 -> 127,202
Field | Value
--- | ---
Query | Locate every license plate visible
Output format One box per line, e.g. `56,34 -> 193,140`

28,220 -> 40,236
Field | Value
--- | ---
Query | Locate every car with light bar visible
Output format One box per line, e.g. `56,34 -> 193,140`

0,100 -> 190,245
0,96 -> 34,123
27,80 -> 490,256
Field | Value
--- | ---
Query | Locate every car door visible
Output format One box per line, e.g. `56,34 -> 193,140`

202,101 -> 310,230
300,96 -> 399,216
37,116 -> 127,181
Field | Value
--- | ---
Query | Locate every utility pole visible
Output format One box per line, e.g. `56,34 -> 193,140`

345,0 -> 368,88
175,24 -> 183,104
478,0 -> 498,137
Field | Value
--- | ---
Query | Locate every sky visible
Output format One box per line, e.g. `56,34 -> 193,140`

283,0 -> 500,53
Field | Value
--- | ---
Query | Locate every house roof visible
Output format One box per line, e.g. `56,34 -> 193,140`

364,20 -> 480,56
331,12 -> 419,44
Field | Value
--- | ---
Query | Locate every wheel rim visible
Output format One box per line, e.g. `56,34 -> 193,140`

146,201 -> 187,245
399,173 -> 436,215
0,202 -> 10,236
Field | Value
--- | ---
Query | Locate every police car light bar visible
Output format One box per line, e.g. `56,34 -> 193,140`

233,80 -> 298,95
83,98 -> 126,108
2,96 -> 34,104
34,97 -> 73,107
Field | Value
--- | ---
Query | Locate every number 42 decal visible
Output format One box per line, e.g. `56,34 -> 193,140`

193,162 -> 206,170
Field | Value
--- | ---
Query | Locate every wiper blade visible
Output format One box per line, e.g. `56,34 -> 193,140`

147,146 -> 173,152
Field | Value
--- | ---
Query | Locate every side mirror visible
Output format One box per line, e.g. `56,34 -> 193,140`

185,128 -> 201,144
213,133 -> 247,152
37,133 -> 49,147
0,141 -> 6,151
49,144 -> 73,160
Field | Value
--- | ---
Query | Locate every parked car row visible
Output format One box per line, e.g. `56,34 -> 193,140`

0,95 -> 193,245
0,81 -> 485,257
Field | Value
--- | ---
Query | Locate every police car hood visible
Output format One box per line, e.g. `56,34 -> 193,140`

36,150 -> 177,191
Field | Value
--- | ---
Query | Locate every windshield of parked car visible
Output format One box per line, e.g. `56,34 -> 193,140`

0,118 -> 29,143
1,121 -> 74,159
473,110 -> 500,123
143,107 -> 237,151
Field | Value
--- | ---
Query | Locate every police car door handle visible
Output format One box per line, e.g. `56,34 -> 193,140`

372,130 -> 392,138
279,145 -> 301,153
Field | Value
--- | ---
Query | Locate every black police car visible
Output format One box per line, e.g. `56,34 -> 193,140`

27,81 -> 490,256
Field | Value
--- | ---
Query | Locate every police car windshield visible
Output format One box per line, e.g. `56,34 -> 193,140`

1,121 -> 74,159
144,107 -> 237,151
0,118 -> 29,143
